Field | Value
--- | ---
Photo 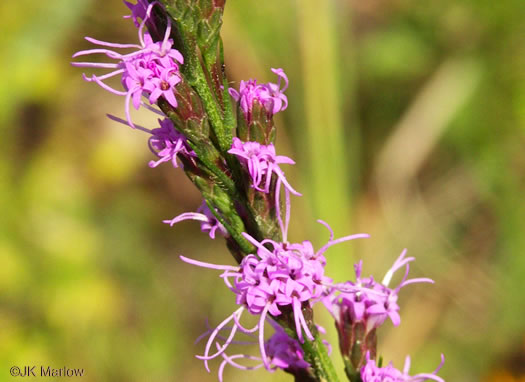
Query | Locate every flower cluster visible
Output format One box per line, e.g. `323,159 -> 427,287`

147,117 -> 195,168
180,221 -> 368,372
211,321 -> 309,382
228,138 -> 299,196
324,250 -> 434,333
229,68 -> 289,120
264,324 -> 310,371
361,352 -> 445,382
228,137 -> 300,240
72,2 -> 183,127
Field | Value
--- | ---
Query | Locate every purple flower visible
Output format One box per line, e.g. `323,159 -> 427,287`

264,324 -> 310,371
197,319 -> 330,382
147,117 -> 195,168
203,321 -> 309,382
324,250 -> 434,333
229,68 -> 289,119
72,2 -> 184,127
179,220 -> 368,371
228,137 -> 300,241
163,200 -> 227,239
361,352 -> 445,382
108,112 -> 196,168
107,114 -> 194,168
144,65 -> 180,106
228,138 -> 297,195
123,0 -> 149,27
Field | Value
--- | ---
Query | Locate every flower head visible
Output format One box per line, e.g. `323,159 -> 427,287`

148,118 -> 195,168
361,352 -> 445,382
72,2 -> 184,127
325,250 -> 434,332
232,233 -> 332,345
229,68 -> 288,120
228,138 -> 297,195
179,220 -> 368,372
208,322 -> 309,382
228,137 -> 300,241
265,325 -> 310,371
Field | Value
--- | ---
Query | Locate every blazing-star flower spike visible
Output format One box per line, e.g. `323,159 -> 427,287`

229,68 -> 289,118
179,221 -> 369,373
361,352 -> 445,382
72,2 -> 184,127
164,200 -> 227,239
75,2 -> 448,380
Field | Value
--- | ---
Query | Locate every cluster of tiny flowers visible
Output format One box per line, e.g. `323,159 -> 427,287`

147,117 -> 195,168
229,68 -> 289,118
74,0 -> 198,174
264,325 -> 310,371
72,2 -> 183,127
361,352 -> 445,382
324,250 -> 434,333
180,221 -> 368,373
228,138 -> 298,196
228,137 -> 300,240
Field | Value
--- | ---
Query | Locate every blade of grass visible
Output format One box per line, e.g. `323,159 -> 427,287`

296,0 -> 356,263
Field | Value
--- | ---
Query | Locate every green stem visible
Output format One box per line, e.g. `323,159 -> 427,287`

203,198 -> 255,254
343,358 -> 361,382
302,332 -> 340,382
192,67 -> 232,152
219,39 -> 236,132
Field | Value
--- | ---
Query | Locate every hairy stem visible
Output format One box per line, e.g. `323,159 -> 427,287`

302,332 -> 340,382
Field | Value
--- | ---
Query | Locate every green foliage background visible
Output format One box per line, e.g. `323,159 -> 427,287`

0,0 -> 523,381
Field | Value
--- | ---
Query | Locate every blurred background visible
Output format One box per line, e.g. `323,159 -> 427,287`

1,0 -> 524,381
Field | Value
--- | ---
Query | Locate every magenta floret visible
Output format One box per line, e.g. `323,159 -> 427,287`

72,2 -> 183,127
229,68 -> 289,119
361,352 -> 445,382
147,118 -> 195,168
228,137 -> 300,241
324,250 -> 434,332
